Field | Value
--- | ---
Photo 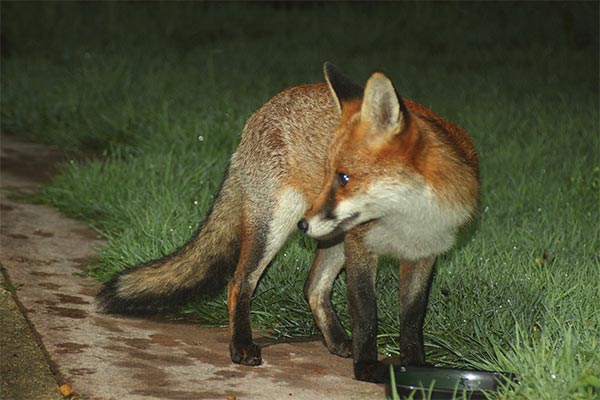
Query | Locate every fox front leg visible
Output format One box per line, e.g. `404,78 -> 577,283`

398,256 -> 436,366
344,226 -> 381,382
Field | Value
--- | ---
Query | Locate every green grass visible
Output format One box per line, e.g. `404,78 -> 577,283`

2,2 -> 599,399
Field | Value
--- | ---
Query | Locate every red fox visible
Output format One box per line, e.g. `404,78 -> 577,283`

97,63 -> 479,382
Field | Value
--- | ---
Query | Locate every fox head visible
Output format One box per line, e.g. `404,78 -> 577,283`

298,63 -> 477,242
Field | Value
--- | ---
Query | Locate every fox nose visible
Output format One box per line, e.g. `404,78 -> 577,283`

297,219 -> 309,233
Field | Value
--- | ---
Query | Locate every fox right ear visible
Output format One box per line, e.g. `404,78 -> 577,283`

324,62 -> 364,115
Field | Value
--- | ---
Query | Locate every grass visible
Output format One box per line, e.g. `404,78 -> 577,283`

2,2 -> 599,399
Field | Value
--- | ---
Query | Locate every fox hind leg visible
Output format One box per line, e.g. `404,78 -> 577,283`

304,239 -> 351,357
228,189 -> 307,366
227,223 -> 269,366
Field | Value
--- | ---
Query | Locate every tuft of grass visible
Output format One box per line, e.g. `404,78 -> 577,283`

2,3 -> 598,399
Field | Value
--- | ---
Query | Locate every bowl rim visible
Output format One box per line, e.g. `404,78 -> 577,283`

380,365 -> 516,397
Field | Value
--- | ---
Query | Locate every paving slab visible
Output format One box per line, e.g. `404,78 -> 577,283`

0,279 -> 63,400
0,134 -> 385,400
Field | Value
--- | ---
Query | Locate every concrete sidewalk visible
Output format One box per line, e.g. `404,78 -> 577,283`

0,134 -> 384,400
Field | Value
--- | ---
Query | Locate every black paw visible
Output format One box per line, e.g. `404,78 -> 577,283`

354,361 -> 387,383
230,342 -> 262,366
328,339 -> 353,358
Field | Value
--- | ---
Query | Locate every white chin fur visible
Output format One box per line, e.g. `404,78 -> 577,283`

305,197 -> 373,239
304,216 -> 339,239
306,182 -> 472,259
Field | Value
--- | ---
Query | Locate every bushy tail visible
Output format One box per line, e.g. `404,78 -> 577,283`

97,169 -> 242,315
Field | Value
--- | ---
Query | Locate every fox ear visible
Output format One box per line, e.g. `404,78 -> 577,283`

323,62 -> 364,115
361,72 -> 405,137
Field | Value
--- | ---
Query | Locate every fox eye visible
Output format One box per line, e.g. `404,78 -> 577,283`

338,172 -> 350,187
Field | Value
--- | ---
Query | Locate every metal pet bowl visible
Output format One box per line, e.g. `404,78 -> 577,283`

380,365 -> 516,399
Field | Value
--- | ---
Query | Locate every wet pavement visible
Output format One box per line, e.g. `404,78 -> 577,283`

0,133 -> 383,399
